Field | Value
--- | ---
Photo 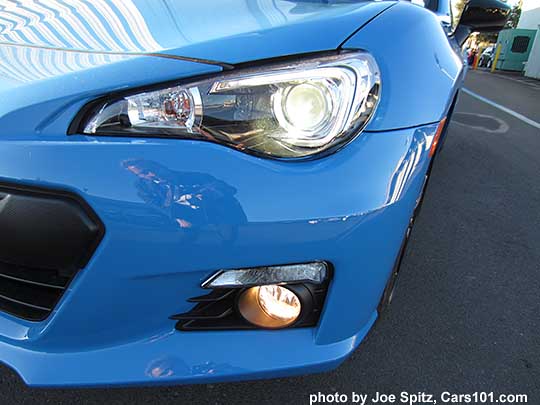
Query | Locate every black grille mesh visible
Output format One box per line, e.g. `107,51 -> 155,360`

0,185 -> 104,321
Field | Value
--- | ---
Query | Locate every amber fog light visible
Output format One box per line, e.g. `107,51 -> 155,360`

172,263 -> 327,331
238,285 -> 302,329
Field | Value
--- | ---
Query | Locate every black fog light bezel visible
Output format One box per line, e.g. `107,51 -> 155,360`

170,262 -> 332,331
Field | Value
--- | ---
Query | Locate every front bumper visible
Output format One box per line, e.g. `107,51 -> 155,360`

0,123 -> 437,386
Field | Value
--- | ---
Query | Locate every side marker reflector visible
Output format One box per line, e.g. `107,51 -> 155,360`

429,117 -> 447,157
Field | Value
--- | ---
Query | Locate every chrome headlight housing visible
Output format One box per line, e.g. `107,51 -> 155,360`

75,52 -> 380,159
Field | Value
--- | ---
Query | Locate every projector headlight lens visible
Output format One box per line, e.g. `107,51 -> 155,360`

77,52 -> 380,159
276,83 -> 332,132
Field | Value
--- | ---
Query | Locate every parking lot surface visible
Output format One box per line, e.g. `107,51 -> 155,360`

1,70 -> 539,404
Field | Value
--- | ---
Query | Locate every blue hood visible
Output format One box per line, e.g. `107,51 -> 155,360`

0,0 -> 394,65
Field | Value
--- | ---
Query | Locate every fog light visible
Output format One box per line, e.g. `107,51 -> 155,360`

238,285 -> 302,328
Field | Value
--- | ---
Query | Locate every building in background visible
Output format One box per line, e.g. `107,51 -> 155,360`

517,0 -> 540,78
488,0 -> 539,77
494,28 -> 536,72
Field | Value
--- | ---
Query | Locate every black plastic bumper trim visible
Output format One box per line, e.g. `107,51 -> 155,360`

0,182 -> 105,321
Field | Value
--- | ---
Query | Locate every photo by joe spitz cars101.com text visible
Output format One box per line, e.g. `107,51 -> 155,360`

0,0 -> 510,387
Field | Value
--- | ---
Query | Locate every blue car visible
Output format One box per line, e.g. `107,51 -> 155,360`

0,0 -> 509,387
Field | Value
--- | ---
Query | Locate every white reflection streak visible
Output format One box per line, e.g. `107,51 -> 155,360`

0,45 -> 119,83
0,0 -> 163,82
44,45 -> 62,75
385,134 -> 426,205
18,1 -> 89,49
0,46 -> 27,81
0,15 -> 29,44
65,0 -> 130,51
46,1 -> 110,49
256,0 -> 288,25
0,10 -> 44,45
87,0 -> 142,51
11,46 -> 36,80
3,3 -> 62,47
111,0 -> 161,50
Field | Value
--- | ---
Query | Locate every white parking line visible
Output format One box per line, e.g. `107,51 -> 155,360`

462,88 -> 540,130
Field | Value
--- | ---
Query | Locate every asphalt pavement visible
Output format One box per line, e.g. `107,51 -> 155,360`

1,70 -> 539,404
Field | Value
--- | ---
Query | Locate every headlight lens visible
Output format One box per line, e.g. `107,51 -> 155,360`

78,52 -> 380,158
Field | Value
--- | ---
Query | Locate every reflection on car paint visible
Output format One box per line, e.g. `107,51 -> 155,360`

145,355 -> 249,379
0,0 -> 158,82
0,0 -> 161,53
123,158 -> 247,243
0,46 -> 131,83
386,123 -> 438,205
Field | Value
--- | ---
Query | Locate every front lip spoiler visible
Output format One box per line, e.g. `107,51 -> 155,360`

1,312 -> 378,387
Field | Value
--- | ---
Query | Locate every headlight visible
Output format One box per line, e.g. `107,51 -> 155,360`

76,52 -> 380,159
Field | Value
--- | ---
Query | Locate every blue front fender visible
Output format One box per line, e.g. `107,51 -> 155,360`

343,2 -> 465,131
